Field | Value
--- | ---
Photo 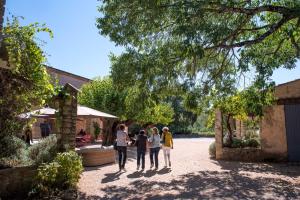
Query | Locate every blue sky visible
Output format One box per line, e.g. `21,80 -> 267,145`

4,0 -> 300,84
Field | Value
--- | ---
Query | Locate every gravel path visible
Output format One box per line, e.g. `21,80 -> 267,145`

78,138 -> 300,199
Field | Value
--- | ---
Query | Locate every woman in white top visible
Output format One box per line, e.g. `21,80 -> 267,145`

148,127 -> 161,170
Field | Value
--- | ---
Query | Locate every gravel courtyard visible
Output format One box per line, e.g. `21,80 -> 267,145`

78,138 -> 300,199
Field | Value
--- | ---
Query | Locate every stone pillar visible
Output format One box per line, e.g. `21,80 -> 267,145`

240,121 -> 246,138
215,109 -> 223,159
236,120 -> 241,139
86,118 -> 92,134
56,83 -> 78,152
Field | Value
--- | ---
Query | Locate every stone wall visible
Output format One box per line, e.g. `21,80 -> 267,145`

0,166 -> 37,199
214,108 -> 287,162
220,148 -> 263,162
260,105 -> 288,161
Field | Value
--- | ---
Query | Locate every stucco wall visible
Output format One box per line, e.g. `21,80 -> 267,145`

260,105 -> 288,160
275,79 -> 300,99
48,71 -> 88,89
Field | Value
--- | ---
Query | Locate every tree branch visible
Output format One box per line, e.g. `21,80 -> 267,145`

291,34 -> 300,57
207,15 -> 294,49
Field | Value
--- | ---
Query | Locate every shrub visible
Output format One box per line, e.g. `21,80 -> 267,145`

35,151 -> 83,194
54,151 -> 83,188
28,135 -> 57,165
231,138 -> 243,148
209,142 -> 216,158
0,136 -> 32,168
245,138 -> 260,148
244,130 -> 259,140
229,137 -> 260,148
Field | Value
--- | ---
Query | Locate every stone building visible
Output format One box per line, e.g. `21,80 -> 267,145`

30,66 -> 118,141
261,79 -> 300,162
31,66 -> 91,139
215,79 -> 300,162
46,66 -> 91,89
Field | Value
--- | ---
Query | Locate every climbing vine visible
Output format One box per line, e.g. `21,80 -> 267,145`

0,18 -> 53,159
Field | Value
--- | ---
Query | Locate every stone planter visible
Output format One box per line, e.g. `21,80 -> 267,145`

220,147 -> 263,162
0,166 -> 37,199
76,145 -> 116,167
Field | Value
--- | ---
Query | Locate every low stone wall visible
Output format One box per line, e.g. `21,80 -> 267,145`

219,147 -> 263,162
0,166 -> 37,199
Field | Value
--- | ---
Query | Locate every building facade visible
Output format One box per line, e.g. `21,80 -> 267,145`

46,66 -> 91,89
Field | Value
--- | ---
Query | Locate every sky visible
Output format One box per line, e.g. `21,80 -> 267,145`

4,0 -> 300,84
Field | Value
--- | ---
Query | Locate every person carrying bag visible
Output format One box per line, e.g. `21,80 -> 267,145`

148,127 -> 161,170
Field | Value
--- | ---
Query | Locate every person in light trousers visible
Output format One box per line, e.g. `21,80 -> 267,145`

161,127 -> 173,167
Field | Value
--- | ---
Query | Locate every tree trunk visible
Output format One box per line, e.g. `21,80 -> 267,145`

0,0 -> 5,33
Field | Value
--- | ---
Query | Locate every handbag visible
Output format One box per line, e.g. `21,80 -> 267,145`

148,134 -> 154,146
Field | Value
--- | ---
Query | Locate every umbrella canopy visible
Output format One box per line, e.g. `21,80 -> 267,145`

19,105 -> 118,119
77,105 -> 118,118
19,107 -> 56,119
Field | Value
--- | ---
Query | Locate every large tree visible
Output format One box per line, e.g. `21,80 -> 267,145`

78,77 -> 174,125
97,0 -> 300,112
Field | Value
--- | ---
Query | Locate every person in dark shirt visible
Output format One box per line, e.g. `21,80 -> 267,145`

79,129 -> 86,136
40,123 -> 51,137
134,130 -> 147,170
23,126 -> 33,145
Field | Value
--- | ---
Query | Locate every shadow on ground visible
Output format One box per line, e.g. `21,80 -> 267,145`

79,169 -> 300,200
215,160 -> 300,177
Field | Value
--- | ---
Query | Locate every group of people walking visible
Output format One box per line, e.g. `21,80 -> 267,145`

115,124 -> 173,171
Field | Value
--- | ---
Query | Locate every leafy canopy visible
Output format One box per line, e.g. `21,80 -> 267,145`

78,77 -> 174,125
97,0 -> 300,113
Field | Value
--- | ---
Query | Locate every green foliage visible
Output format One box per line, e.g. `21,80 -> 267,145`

231,138 -> 244,148
53,151 -> 83,187
209,142 -> 216,158
79,77 -> 124,117
0,18 -> 53,158
230,138 -> 260,148
35,151 -> 83,194
79,77 -> 174,125
243,138 -> 260,148
28,135 -> 57,165
97,1 -> 299,121
167,96 -> 197,133
0,136 -> 32,168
